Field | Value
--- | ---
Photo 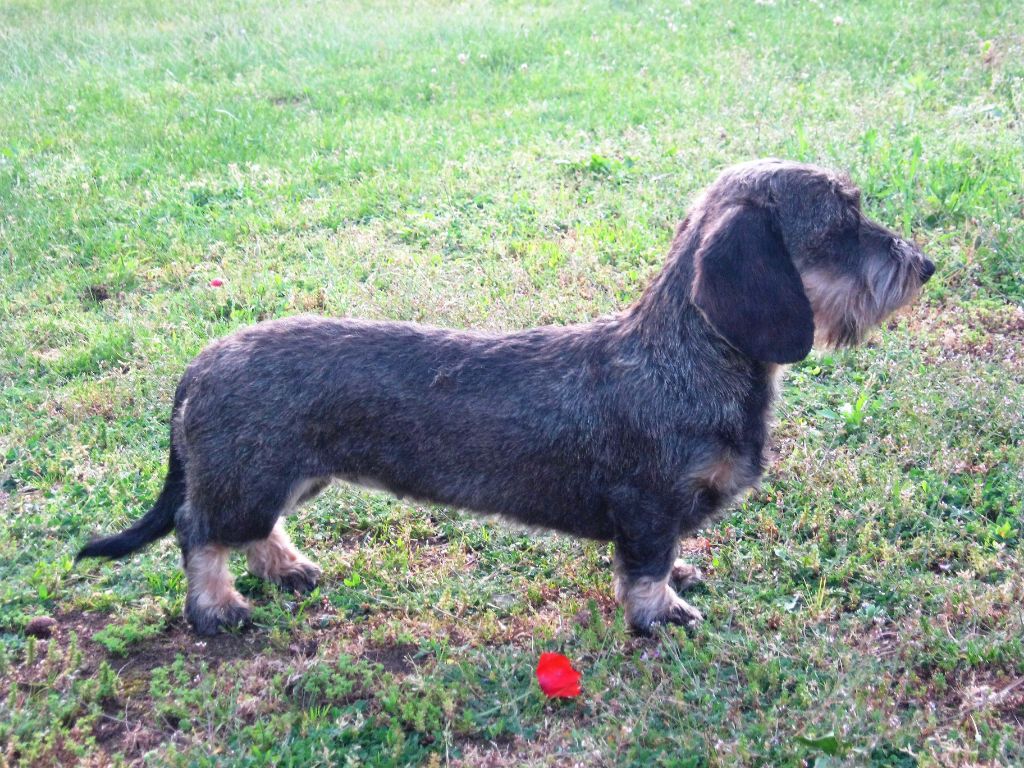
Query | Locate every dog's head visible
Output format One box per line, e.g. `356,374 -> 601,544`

689,159 -> 934,364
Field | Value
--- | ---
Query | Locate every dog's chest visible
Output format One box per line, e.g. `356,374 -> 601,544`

688,446 -> 762,502
680,370 -> 777,504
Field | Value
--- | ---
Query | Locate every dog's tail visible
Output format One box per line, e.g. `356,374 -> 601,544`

76,381 -> 188,562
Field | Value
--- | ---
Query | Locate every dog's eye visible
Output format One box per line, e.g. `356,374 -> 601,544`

888,238 -> 908,259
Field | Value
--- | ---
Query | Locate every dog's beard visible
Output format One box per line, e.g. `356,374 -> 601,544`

804,258 -> 922,349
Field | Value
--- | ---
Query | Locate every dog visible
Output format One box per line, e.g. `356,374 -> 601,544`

77,159 -> 934,636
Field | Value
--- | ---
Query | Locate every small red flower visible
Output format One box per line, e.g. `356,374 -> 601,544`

209,278 -> 224,287
535,652 -> 582,698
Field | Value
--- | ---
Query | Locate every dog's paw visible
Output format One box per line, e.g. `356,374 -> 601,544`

670,559 -> 704,592
624,582 -> 704,636
272,562 -> 323,594
631,597 -> 704,636
664,595 -> 703,628
186,595 -> 252,636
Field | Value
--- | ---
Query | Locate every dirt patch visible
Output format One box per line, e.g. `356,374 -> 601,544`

452,733 -> 589,768
82,284 -> 111,303
849,624 -> 903,659
12,610 -> 110,685
901,302 -> 1024,365
958,675 -> 1024,726
267,94 -> 309,106
92,712 -> 168,765
43,611 -> 267,676
9,609 -> 275,711
322,627 -> 434,674
362,641 -> 420,674
119,619 -> 270,677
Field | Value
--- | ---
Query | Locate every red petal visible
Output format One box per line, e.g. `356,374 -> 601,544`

536,652 -> 582,698
209,278 -> 224,287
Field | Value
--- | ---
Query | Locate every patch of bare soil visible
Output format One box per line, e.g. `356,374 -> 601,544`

452,733 -> 592,768
267,94 -> 310,106
127,619 -> 269,673
362,641 -> 420,674
9,610 -> 275,764
901,302 -> 1024,366
33,611 -> 268,679
958,674 -> 1024,727
13,610 -> 109,686
92,709 -> 168,764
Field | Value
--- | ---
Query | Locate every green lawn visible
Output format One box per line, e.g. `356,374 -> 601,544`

1,0 -> 1022,765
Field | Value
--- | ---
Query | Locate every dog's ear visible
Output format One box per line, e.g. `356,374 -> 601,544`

691,204 -> 814,363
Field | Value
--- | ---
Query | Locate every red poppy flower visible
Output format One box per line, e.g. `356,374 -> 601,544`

209,278 -> 224,287
535,652 -> 582,698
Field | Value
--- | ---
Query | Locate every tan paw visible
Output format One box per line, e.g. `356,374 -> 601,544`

670,559 -> 704,592
271,561 -> 323,594
663,594 -> 703,627
185,592 -> 252,636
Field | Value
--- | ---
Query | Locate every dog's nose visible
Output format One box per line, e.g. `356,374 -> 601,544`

920,258 -> 935,282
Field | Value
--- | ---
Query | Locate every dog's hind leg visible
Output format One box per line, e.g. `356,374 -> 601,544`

175,499 -> 253,636
244,477 -> 328,593
182,539 -> 252,636
245,520 -> 322,593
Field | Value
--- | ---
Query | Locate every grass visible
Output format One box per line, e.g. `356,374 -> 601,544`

1,0 -> 1022,765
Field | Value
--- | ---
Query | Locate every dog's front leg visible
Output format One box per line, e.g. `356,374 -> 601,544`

611,499 -> 703,634
613,556 -> 704,634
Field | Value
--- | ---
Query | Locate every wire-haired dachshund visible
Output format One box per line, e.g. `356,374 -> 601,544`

78,159 -> 934,636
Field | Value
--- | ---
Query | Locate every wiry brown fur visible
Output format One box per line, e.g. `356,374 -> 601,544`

245,521 -> 323,593
184,543 -> 250,632
78,159 -> 933,637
